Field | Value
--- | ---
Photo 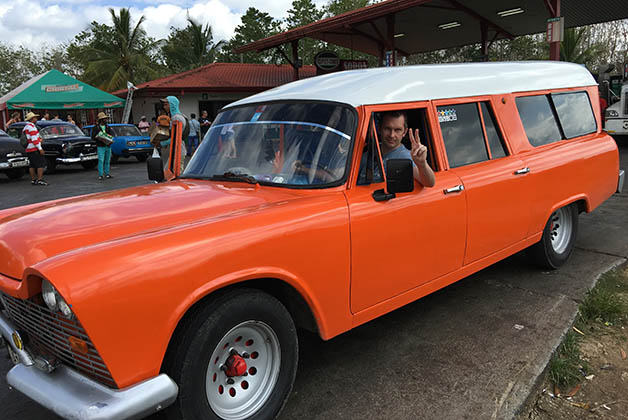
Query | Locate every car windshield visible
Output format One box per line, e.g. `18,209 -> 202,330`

112,125 -> 142,137
40,125 -> 84,139
183,102 -> 356,187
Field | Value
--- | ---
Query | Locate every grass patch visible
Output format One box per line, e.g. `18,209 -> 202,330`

548,331 -> 588,390
578,269 -> 628,325
548,267 -> 628,390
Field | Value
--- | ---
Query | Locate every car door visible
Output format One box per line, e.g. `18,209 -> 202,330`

347,106 -> 467,314
433,98 -> 532,265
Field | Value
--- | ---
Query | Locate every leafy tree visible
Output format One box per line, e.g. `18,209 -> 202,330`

217,8 -> 282,64
68,8 -> 163,91
324,0 -> 370,17
285,0 -> 324,65
162,16 -> 224,73
0,43 -> 43,96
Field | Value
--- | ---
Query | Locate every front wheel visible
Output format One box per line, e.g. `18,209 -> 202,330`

5,168 -> 26,180
136,154 -> 148,162
81,160 -> 98,170
164,289 -> 298,420
527,203 -> 579,269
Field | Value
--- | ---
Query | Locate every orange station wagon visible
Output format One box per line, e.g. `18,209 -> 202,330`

0,62 -> 624,420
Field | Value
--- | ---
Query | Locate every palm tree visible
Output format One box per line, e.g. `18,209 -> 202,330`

560,27 -> 602,65
187,16 -> 225,68
84,8 -> 161,91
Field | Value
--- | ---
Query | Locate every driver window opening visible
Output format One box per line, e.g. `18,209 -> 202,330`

357,107 -> 437,186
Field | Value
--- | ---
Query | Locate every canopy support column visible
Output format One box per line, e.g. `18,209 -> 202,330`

545,0 -> 561,61
291,40 -> 300,81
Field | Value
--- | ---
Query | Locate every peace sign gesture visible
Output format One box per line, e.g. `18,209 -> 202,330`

408,128 -> 427,165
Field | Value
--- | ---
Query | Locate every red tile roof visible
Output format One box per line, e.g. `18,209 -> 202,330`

113,63 -> 316,96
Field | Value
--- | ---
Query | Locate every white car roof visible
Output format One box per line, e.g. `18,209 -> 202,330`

226,61 -> 596,109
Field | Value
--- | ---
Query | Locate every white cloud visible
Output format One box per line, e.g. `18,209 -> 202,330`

0,0 -> 311,49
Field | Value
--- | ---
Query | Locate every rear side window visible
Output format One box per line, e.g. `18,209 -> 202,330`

515,95 -> 562,147
551,91 -> 597,138
438,103 -> 488,168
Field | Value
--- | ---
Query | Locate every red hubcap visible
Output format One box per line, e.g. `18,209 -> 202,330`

224,354 -> 247,377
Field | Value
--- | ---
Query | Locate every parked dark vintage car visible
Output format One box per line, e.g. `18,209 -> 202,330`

0,128 -> 29,180
7,121 -> 98,173
82,123 -> 152,163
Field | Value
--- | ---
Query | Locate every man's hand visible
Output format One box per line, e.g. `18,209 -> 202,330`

409,128 -> 427,165
39,149 -> 45,156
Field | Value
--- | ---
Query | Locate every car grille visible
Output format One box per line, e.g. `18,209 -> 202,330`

0,291 -> 116,388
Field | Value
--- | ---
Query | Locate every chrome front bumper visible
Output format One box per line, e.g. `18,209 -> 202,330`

619,169 -> 625,194
57,153 -> 98,164
1,309 -> 178,420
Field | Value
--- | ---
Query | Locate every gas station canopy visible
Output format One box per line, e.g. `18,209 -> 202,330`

236,0 -> 628,58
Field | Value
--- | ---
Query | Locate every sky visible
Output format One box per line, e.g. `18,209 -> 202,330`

0,0 -> 327,48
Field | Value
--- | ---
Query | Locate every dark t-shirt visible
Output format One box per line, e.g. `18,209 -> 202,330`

199,116 -> 211,138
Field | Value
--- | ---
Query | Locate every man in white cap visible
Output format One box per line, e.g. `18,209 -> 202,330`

23,112 -> 48,186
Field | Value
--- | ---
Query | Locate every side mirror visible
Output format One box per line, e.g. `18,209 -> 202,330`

373,159 -> 414,201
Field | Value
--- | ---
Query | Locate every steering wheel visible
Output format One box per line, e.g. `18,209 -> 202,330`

296,160 -> 335,183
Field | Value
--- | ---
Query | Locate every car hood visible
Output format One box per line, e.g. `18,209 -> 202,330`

44,135 -> 93,144
0,180 -> 302,279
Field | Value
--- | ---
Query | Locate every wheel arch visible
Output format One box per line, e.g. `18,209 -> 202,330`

160,277 -> 319,371
547,195 -> 589,220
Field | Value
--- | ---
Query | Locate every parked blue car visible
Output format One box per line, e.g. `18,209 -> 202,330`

82,124 -> 152,163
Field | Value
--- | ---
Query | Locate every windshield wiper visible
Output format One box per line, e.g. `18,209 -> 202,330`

210,171 -> 258,184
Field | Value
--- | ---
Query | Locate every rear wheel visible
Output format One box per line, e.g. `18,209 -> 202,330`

136,154 -> 148,162
164,289 -> 298,420
527,203 -> 579,269
111,154 -> 120,164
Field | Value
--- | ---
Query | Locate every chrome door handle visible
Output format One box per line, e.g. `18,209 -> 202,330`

443,185 -> 464,194
514,167 -> 530,175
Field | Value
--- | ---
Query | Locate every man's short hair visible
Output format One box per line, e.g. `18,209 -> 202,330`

381,111 -> 408,129
191,113 -> 196,118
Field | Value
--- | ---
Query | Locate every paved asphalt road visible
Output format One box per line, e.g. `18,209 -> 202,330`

1,141 -> 626,420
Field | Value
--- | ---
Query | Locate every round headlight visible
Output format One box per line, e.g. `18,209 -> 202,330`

41,279 -> 58,312
606,109 -> 619,118
41,279 -> 74,320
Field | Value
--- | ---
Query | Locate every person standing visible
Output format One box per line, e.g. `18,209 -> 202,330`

138,116 -> 150,134
160,96 -> 188,174
23,112 -> 48,186
199,110 -> 211,141
188,113 -> 201,156
41,112 -> 50,121
67,114 -> 75,124
92,112 -> 114,180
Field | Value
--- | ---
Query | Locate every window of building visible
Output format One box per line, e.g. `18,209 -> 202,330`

551,91 -> 597,139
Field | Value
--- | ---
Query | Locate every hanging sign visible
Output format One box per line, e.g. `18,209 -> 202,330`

341,60 -> 368,71
42,83 -> 83,93
314,51 -> 340,72
546,17 -> 564,43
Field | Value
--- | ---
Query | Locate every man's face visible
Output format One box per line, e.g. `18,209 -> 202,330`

202,111 -> 208,118
163,102 -> 170,113
380,114 -> 407,150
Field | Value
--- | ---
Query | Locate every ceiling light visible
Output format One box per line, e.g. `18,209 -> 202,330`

394,33 -> 405,38
497,8 -> 524,17
438,22 -> 461,30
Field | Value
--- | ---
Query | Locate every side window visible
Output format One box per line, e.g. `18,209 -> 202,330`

551,91 -> 597,138
357,116 -> 384,185
480,102 -> 507,159
515,95 -> 562,147
438,103 -> 488,168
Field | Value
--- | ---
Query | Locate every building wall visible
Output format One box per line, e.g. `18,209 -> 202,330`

126,92 -> 254,125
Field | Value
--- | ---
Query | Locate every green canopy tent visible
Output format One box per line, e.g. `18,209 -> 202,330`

0,70 -> 124,128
